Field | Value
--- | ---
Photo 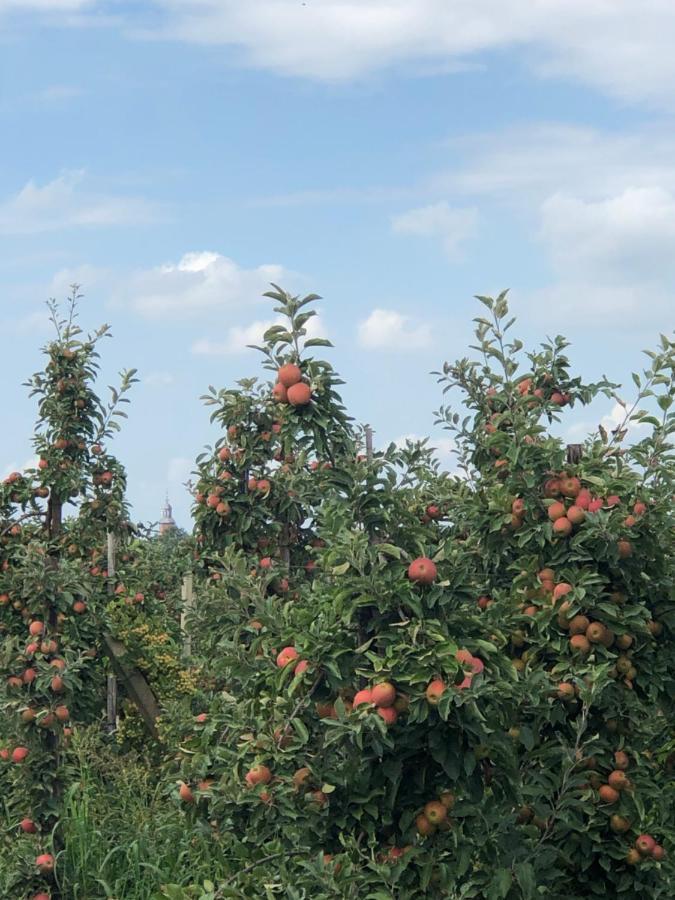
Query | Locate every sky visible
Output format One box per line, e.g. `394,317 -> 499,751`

1,1 -> 674,528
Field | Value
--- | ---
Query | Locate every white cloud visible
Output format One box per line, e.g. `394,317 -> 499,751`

119,251 -> 289,319
142,1 -> 675,105
540,187 -> 675,278
392,202 -> 478,258
0,171 -> 161,235
191,313 -> 326,356
144,371 -> 175,387
358,308 -> 432,351
191,319 -> 277,356
0,1 -> 90,9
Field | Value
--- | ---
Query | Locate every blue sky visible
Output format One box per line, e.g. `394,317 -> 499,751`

1,1 -> 674,528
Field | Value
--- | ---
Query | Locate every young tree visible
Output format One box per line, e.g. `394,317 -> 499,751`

0,290 -> 136,899
164,289 -> 673,898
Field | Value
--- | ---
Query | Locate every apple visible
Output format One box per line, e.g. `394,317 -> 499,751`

245,765 -> 272,787
20,817 -> 36,833
287,382 -> 312,407
425,679 -> 446,705
11,746 -> 29,763
35,853 -> 54,875
423,800 -> 447,825
636,834 -> 656,856
407,557 -> 437,585
371,682 -> 396,708
29,621 -> 45,637
178,782 -> 194,803
277,364 -> 302,388
276,646 -> 299,668
353,688 -> 373,707
376,706 -> 397,725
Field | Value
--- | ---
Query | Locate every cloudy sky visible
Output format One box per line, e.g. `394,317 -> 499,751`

1,1 -> 673,527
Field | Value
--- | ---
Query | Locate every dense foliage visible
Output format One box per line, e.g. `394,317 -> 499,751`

0,287 -> 673,899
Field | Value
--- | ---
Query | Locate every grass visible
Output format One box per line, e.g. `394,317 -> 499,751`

55,730 -> 228,899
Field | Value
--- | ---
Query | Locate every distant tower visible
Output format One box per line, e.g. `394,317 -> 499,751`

159,495 -> 176,535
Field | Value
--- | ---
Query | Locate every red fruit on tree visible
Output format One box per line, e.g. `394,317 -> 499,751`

376,706 -> 398,725
407,557 -> 437,584
277,363 -> 302,388
636,834 -> 656,856
35,853 -> 54,874
371,682 -> 396,708
11,746 -> 29,763
272,383 -> 288,403
425,679 -> 446,705
287,382 -> 312,407
352,688 -> 373,707
20,817 -> 36,833
552,517 -> 573,537
276,646 -> 299,668
245,765 -> 272,787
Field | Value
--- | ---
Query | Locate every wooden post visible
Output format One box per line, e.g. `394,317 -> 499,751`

566,444 -> 583,465
181,573 -> 194,656
106,532 -> 118,732
365,425 -> 374,462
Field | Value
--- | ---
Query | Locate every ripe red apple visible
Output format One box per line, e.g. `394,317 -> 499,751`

567,505 -> 585,525
35,853 -> 54,874
20,817 -> 36,833
607,770 -> 629,791
636,834 -> 656,856
425,679 -> 446,705
287,382 -> 312,407
652,845 -> 666,861
259,557 -> 273,570
257,479 -> 271,493
407,557 -> 437,585
376,706 -> 397,725
276,646 -> 299,668
244,765 -> 272,787
371,682 -> 396,708
560,476 -> 581,498
277,363 -> 302,388
553,582 -> 573,601
477,594 -> 492,609
575,489 -> 592,509
12,746 -> 29,763
29,621 -> 45,637
54,706 -> 69,723
194,713 -> 208,724
606,495 -> 621,507
598,784 -> 619,804
617,540 -> 633,558
588,498 -> 603,513
294,660 -> 309,676
272,383 -> 288,403
178,782 -> 194,803
353,688 -> 373,707
552,517 -> 573,537
633,501 -> 647,516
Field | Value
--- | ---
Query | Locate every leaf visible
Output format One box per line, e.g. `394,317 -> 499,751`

514,862 -> 536,899
304,338 -> 333,348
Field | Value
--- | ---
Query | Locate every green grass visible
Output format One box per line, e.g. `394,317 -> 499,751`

55,730 -> 228,899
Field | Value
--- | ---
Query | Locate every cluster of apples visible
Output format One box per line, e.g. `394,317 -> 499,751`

352,681 -> 402,726
415,790 -> 455,837
627,833 -> 666,865
426,649 -> 485,703
272,363 -> 312,408
275,645 -> 309,677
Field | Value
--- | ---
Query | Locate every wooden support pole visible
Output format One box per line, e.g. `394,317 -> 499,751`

180,573 -> 194,656
365,425 -> 374,462
105,532 -> 118,733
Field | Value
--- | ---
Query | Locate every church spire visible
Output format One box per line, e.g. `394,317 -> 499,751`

159,494 -> 176,535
